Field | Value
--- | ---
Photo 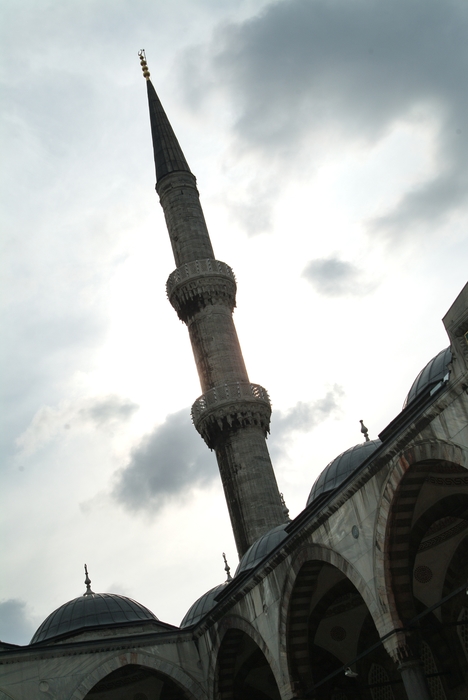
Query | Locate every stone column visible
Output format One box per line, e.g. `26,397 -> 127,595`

398,658 -> 431,700
395,640 -> 432,700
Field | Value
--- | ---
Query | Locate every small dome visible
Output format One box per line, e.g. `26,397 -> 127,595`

180,583 -> 227,627
235,524 -> 288,576
31,593 -> 158,644
404,347 -> 451,407
307,439 -> 381,506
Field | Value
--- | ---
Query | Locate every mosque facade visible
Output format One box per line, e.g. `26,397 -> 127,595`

1,55 -> 467,700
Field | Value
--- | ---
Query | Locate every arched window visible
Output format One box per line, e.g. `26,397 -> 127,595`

420,641 -> 447,700
368,663 -> 394,700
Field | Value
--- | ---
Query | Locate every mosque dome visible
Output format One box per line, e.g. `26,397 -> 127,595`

180,583 -> 227,627
403,346 -> 451,407
307,439 -> 381,507
235,524 -> 288,576
30,593 -> 159,644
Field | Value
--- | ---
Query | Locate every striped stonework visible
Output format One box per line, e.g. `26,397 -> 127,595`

213,616 -> 283,700
70,651 -> 206,700
376,441 -> 465,629
287,559 -> 323,692
216,628 -> 245,700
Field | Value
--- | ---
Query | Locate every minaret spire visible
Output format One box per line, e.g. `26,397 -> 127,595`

140,53 -> 286,557
139,50 -> 191,183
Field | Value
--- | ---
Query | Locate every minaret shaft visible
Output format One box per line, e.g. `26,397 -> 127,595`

216,431 -> 287,555
187,308 -> 249,392
157,173 -> 214,266
144,75 -> 285,557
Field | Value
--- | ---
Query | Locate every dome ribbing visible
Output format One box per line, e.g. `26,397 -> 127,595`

307,440 -> 381,506
31,593 -> 158,644
404,347 -> 451,407
235,524 -> 288,576
180,583 -> 227,627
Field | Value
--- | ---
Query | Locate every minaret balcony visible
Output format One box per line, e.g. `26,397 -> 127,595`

191,382 -> 272,449
167,259 -> 237,322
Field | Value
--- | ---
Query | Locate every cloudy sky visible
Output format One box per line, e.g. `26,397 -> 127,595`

1,0 -> 467,645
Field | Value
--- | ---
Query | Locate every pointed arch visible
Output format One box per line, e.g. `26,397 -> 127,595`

280,544 -> 387,695
368,663 -> 395,700
212,616 -> 283,700
374,440 -> 466,633
70,651 -> 207,700
440,534 -> 468,682
279,543 -> 383,643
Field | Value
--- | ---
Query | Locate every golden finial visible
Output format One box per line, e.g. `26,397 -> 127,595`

138,49 -> 151,81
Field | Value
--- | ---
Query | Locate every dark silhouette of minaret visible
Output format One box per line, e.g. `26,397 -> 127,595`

140,52 -> 286,557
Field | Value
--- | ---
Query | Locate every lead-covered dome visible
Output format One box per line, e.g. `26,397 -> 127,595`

235,524 -> 288,576
180,583 -> 227,627
31,593 -> 159,644
404,346 -> 451,407
307,439 -> 381,507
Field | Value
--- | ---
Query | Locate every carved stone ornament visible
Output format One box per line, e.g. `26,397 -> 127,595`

192,382 -> 272,448
167,259 -> 237,322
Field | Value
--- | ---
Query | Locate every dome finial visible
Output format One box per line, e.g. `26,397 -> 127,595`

83,563 -> 95,596
138,49 -> 151,81
222,552 -> 232,582
360,419 -> 370,442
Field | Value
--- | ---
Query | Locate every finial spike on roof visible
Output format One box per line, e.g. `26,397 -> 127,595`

83,563 -> 95,596
222,553 -> 232,582
360,419 -> 370,442
280,492 -> 291,521
138,49 -> 151,81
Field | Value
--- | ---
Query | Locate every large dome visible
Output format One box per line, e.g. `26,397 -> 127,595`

180,583 -> 227,628
235,524 -> 288,576
404,346 -> 451,407
31,593 -> 159,644
307,439 -> 381,506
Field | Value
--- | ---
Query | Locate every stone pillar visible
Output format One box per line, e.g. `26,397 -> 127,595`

392,637 -> 433,700
398,658 -> 431,700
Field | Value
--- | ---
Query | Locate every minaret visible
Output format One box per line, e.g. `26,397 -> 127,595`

140,52 -> 286,557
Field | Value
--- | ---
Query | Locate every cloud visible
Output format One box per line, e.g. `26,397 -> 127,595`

269,386 -> 344,459
112,408 -> 217,513
112,391 -> 344,513
16,395 -> 138,457
0,599 -> 37,646
179,0 -> 468,236
79,395 -> 138,427
302,256 -> 373,297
